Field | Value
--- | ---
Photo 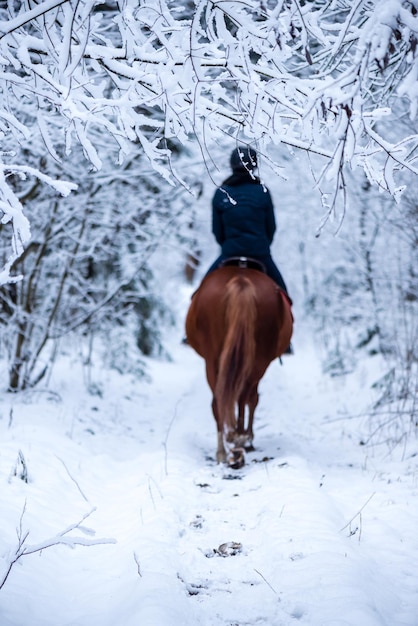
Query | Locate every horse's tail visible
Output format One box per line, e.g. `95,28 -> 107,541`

215,275 -> 257,435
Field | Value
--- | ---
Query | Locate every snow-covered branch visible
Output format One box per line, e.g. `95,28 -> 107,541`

0,506 -> 116,591
2,1 -> 418,167
0,165 -> 77,285
2,0 -> 418,277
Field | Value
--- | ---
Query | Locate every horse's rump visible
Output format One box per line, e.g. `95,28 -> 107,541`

186,267 -> 281,354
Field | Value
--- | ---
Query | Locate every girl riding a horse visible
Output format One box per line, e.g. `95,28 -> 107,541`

206,146 -> 291,300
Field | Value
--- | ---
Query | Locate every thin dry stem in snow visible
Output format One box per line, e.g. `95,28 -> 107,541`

339,492 -> 376,542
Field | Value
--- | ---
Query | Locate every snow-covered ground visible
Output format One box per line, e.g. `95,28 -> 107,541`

0,287 -> 417,626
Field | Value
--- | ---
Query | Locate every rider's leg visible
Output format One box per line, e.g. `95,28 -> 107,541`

258,255 -> 293,355
258,255 -> 290,297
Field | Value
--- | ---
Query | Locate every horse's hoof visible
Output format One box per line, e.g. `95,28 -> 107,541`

230,433 -> 254,449
228,448 -> 245,470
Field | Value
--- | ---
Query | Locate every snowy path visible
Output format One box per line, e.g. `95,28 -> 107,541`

0,326 -> 417,625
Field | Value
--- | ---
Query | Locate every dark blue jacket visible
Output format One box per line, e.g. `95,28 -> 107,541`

212,181 -> 276,257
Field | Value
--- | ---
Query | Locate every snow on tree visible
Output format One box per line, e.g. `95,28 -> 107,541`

2,1 -> 418,281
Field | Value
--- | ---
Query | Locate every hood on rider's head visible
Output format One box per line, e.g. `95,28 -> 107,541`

230,147 -> 257,173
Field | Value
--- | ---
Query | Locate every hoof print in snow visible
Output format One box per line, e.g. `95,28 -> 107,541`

185,582 -> 208,596
214,541 -> 243,557
189,514 -> 204,529
222,473 -> 242,481
178,573 -> 209,596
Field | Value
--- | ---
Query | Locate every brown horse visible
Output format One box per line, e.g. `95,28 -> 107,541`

185,265 -> 293,468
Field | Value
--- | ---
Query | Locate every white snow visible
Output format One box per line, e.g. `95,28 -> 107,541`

0,285 -> 417,626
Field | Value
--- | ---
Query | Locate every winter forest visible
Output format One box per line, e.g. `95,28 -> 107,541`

1,1 -> 418,625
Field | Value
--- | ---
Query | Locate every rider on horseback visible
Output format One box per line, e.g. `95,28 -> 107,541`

206,146 -> 291,301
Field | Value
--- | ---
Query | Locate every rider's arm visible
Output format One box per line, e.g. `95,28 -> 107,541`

212,190 -> 225,245
264,189 -> 276,244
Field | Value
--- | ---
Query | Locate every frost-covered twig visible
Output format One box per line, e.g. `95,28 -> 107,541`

56,456 -> 90,503
0,0 -> 70,38
0,506 -> 116,591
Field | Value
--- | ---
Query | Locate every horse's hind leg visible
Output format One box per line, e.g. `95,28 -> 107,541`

246,387 -> 259,449
237,400 -> 245,436
213,397 -> 245,468
212,397 -> 227,464
237,387 -> 258,450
